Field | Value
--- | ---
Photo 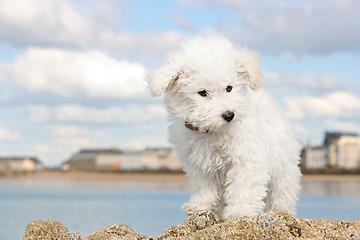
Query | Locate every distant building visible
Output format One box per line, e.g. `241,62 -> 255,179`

329,135 -> 360,170
96,151 -> 123,171
301,131 -> 360,170
324,131 -> 357,167
0,157 -> 42,172
302,146 -> 325,169
63,148 -> 123,171
62,147 -> 183,171
120,151 -> 143,171
142,148 -> 182,171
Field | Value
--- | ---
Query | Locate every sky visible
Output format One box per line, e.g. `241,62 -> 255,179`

0,0 -> 359,167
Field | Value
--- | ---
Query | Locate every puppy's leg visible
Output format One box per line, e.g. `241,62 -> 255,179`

264,164 -> 301,215
182,169 -> 220,215
222,162 -> 269,219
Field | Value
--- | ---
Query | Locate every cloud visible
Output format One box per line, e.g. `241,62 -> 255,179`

28,105 -> 53,122
4,48 -> 147,99
325,119 -> 360,133
0,67 -> 6,83
27,104 -> 158,123
0,0 -> 186,59
170,12 -> 196,30
290,122 -> 309,136
146,104 -> 167,117
284,91 -> 360,120
177,0 -> 360,55
33,144 -> 53,154
0,126 -> 21,140
264,72 -> 339,94
234,0 -> 360,55
84,0 -> 127,26
175,0 -> 227,9
98,30 -> 186,59
51,125 -> 91,137
2,0 -> 358,57
53,137 -> 91,146
0,0 -> 95,48
55,104 -> 151,123
52,136 -> 94,153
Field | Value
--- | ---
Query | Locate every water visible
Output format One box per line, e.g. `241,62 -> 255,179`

0,177 -> 360,239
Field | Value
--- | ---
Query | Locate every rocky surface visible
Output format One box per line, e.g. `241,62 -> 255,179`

23,211 -> 360,239
23,220 -> 82,240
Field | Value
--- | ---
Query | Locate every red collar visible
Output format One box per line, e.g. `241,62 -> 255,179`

185,122 -> 209,133
185,122 -> 199,131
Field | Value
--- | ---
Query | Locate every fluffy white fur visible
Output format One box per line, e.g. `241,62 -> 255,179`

147,35 -> 301,220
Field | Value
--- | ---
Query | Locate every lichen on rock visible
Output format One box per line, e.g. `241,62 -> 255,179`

23,211 -> 360,239
86,224 -> 147,240
23,220 -> 82,240
159,211 -> 221,239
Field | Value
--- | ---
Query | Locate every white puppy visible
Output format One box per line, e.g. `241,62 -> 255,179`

148,35 -> 301,220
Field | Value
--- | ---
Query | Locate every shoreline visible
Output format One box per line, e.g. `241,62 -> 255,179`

1,170 -> 360,182
0,170 -> 188,181
301,173 -> 360,182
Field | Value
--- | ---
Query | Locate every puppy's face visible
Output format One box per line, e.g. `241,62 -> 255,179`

164,70 -> 249,132
148,35 -> 261,132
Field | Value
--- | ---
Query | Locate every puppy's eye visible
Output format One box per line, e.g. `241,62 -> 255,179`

226,85 -> 233,92
198,90 -> 208,97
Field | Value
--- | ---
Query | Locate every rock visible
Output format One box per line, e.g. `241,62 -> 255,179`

86,224 -> 146,240
23,211 -> 360,240
23,220 -> 82,240
156,211 -> 360,239
158,211 -> 221,239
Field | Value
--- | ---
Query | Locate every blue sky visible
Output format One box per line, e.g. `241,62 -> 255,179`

0,0 -> 359,166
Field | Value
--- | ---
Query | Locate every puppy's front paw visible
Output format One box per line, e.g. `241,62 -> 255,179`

182,202 -> 203,215
182,201 -> 215,216
222,204 -> 260,220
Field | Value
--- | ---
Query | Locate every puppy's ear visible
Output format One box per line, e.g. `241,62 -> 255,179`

147,65 -> 182,97
237,50 -> 262,91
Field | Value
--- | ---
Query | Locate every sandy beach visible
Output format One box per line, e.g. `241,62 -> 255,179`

3,170 -> 360,182
1,170 -> 188,181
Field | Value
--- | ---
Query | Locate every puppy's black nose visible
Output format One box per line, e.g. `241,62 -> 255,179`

222,111 -> 235,122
